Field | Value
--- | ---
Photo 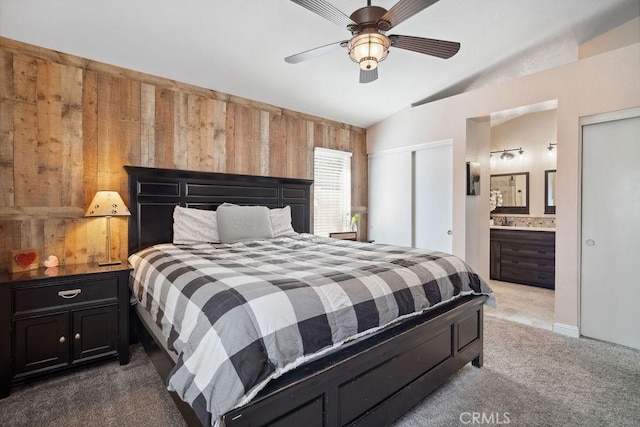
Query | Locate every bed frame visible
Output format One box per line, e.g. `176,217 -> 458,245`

126,166 -> 487,427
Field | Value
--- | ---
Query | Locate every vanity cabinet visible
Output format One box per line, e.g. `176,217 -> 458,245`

490,229 -> 555,289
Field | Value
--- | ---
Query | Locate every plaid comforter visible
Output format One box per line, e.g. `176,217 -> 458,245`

128,234 -> 494,426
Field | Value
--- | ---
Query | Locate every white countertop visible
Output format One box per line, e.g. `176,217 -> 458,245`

490,225 -> 556,232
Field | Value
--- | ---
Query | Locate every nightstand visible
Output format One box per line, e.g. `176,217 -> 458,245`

329,231 -> 358,241
0,263 -> 131,398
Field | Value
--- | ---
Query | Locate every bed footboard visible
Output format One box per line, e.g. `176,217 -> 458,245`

226,295 -> 486,426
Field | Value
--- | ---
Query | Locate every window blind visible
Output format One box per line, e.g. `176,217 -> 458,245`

314,147 -> 352,237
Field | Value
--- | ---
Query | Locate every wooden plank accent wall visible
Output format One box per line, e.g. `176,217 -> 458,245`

0,37 -> 368,271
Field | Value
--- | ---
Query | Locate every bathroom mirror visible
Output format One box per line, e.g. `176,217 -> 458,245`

545,169 -> 556,214
490,172 -> 530,214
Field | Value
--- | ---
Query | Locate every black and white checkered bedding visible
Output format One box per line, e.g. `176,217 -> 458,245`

128,233 -> 494,426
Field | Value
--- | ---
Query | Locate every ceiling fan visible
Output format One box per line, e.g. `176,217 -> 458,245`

285,0 -> 461,83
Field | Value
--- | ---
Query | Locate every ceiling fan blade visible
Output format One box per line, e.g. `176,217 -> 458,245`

380,0 -> 441,30
285,41 -> 348,64
359,68 -> 378,84
390,34 -> 460,59
289,0 -> 356,29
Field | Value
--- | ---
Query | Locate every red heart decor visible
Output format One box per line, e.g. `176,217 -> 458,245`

15,252 -> 37,267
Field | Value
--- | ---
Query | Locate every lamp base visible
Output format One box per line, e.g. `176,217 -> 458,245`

99,260 -> 122,267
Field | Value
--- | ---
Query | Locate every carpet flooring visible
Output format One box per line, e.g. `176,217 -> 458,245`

1,316 -> 638,427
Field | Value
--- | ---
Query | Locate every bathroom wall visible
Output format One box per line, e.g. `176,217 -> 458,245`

490,109 -> 557,218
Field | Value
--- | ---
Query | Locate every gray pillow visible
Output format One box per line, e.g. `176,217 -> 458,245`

217,204 -> 274,243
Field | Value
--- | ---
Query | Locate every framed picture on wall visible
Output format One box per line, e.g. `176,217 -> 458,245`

466,162 -> 481,196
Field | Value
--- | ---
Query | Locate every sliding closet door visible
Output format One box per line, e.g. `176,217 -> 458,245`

368,152 -> 412,246
414,143 -> 452,253
581,114 -> 640,349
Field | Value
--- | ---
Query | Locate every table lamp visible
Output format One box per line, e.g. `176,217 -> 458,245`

85,191 -> 130,266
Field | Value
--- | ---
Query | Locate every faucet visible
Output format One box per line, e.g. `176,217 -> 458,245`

501,217 -> 510,226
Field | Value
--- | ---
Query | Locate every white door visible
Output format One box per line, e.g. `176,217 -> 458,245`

414,143 -> 453,253
581,114 -> 640,349
368,151 -> 412,246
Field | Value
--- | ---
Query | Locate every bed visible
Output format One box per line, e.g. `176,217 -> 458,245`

125,166 -> 494,427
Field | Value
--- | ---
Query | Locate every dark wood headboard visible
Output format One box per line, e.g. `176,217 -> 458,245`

125,166 -> 313,254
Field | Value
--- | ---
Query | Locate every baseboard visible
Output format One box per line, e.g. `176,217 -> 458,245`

552,323 -> 580,338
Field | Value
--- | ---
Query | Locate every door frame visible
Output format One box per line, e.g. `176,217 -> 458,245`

578,106 -> 640,333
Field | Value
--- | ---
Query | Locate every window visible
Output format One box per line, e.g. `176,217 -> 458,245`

313,148 -> 352,237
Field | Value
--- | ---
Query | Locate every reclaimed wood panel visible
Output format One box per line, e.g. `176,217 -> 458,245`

285,115 -> 308,179
96,73 -> 121,191
0,37 -> 367,270
225,102 -> 236,173
154,87 -> 175,169
36,59 -> 63,207
211,98 -> 227,172
82,69 -> 99,205
259,110 -> 270,176
0,220 -> 21,271
269,112 -> 286,178
0,50 -> 14,207
173,91 -> 188,170
12,54 -> 38,208
120,78 -> 141,171
60,64 -> 84,207
140,83 -> 155,167
199,97 -> 216,171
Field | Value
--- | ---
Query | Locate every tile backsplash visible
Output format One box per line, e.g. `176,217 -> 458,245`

491,216 -> 556,228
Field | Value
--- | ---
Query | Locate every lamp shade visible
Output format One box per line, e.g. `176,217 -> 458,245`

85,191 -> 130,217
348,33 -> 390,70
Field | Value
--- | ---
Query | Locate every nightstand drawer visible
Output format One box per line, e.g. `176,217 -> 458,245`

13,277 -> 118,315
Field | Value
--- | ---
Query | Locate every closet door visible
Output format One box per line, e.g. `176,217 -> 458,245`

414,143 -> 452,253
368,151 -> 412,246
581,114 -> 640,349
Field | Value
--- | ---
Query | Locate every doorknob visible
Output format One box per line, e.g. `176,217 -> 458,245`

447,230 -> 452,235
586,239 -> 595,246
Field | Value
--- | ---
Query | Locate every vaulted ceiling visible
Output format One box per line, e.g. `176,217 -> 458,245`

1,0 -> 637,128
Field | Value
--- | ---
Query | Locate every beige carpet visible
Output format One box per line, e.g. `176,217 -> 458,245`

1,316 -> 638,427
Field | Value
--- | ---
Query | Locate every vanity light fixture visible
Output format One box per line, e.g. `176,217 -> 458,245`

490,147 -> 524,161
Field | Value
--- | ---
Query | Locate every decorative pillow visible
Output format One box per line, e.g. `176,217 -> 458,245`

270,206 -> 296,237
173,205 -> 219,244
217,204 -> 274,243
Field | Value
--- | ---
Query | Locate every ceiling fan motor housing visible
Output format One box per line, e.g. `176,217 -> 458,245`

348,6 -> 391,34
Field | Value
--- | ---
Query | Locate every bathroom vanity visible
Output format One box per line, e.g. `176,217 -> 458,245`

490,227 -> 555,289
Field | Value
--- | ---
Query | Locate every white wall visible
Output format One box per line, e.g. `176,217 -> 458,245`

367,42 -> 640,330
579,16 -> 640,59
465,118 -> 491,280
490,109 -> 558,217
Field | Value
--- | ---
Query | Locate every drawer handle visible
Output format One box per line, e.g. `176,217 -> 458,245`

58,289 -> 82,299
59,336 -> 66,343
75,333 -> 81,340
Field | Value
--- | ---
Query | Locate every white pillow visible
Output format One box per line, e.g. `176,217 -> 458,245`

270,206 -> 296,237
217,204 -> 274,244
173,205 -> 219,244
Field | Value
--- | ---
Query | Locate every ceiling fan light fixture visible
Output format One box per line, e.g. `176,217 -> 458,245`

348,33 -> 390,70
